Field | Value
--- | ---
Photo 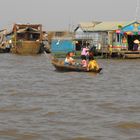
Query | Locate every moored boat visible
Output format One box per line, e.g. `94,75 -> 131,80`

0,29 -> 11,53
51,58 -> 102,73
11,24 -> 43,55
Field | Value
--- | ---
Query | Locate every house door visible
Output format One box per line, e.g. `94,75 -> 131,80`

127,35 -> 140,50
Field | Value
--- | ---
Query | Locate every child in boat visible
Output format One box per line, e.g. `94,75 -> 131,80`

64,51 -> 75,65
81,55 -> 87,68
87,56 -> 99,71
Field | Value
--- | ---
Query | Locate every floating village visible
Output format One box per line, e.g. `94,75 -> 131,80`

1,1 -> 140,139
1,21 -> 140,59
1,21 -> 140,72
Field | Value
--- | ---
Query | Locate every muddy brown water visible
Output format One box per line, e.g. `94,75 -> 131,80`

0,53 -> 140,140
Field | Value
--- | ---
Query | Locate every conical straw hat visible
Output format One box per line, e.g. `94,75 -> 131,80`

134,39 -> 140,44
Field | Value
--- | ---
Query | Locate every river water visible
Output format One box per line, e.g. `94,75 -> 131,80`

0,53 -> 140,140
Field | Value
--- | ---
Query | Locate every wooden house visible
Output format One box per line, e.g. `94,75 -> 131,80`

74,21 -> 101,50
47,31 -> 74,44
93,21 -> 140,58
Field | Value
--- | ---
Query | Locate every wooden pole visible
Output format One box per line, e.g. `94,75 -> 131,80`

40,24 -> 43,41
14,24 -> 17,46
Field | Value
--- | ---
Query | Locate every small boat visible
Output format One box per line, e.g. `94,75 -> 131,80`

51,58 -> 102,73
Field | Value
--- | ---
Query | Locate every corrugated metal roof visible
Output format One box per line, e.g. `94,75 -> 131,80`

78,21 -> 101,31
93,21 -> 135,31
76,21 -> 140,32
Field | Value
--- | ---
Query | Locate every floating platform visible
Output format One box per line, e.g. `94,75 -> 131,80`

121,51 -> 140,59
96,49 -> 140,59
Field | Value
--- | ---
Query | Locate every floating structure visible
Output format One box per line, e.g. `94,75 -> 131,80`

75,21 -> 140,58
51,37 -> 76,53
74,21 -> 101,51
0,29 -> 11,53
93,21 -> 140,58
47,31 -> 73,44
11,24 -> 43,55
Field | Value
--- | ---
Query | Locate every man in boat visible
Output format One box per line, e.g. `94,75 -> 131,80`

64,51 -> 76,65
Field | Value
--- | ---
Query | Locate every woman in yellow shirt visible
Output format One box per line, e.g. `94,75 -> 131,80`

87,56 -> 99,71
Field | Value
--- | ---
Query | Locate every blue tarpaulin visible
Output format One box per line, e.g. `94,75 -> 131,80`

51,39 -> 75,53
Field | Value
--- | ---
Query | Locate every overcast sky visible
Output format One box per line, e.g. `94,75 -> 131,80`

0,0 -> 139,31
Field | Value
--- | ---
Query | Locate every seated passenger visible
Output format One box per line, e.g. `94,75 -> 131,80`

87,56 -> 99,71
81,55 -> 87,68
64,52 -> 75,65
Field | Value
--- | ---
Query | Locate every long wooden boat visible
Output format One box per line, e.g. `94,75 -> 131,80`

51,59 -> 102,73
123,52 -> 140,59
11,24 -> 43,55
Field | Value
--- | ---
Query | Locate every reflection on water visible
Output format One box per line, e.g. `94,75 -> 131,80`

0,53 -> 140,140
0,129 -> 40,140
116,122 -> 140,129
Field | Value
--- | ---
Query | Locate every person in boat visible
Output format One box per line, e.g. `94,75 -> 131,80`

89,50 -> 94,58
81,55 -> 87,68
81,43 -> 89,60
87,55 -> 100,71
64,51 -> 76,65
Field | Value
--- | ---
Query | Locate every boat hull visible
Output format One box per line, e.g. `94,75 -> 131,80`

52,59 -> 102,73
11,41 -> 41,55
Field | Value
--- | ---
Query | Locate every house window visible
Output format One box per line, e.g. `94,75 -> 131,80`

55,32 -> 63,37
